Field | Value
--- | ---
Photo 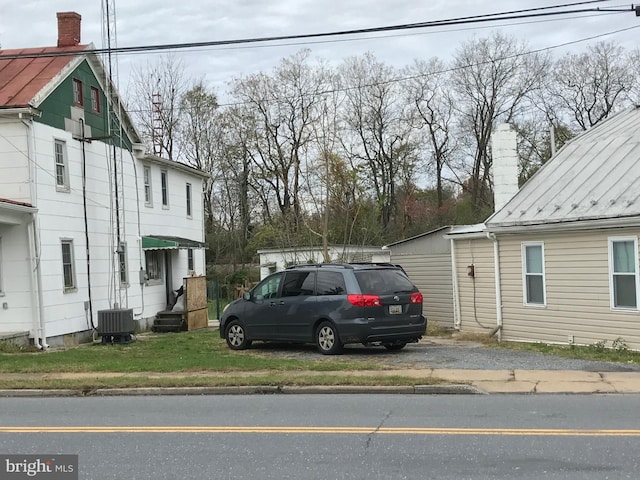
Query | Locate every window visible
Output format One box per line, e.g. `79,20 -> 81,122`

254,273 -> 283,300
282,271 -> 316,297
145,250 -> 164,283
118,242 -> 128,286
90,86 -> 100,113
161,170 -> 169,207
143,166 -> 152,206
61,240 -> 77,292
72,78 -> 83,106
187,249 -> 194,272
54,139 -> 69,191
609,237 -> 639,309
522,243 -> 546,305
317,271 -> 346,296
186,183 -> 192,217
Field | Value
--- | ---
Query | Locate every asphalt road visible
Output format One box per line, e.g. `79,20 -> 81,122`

2,395 -> 640,479
244,337 -> 640,372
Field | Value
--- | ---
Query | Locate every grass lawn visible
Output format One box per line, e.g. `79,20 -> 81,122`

0,330 -> 383,374
0,329 -> 442,390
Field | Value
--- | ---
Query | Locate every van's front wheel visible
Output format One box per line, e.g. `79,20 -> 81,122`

225,320 -> 252,350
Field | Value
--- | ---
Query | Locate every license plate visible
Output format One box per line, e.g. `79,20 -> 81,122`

389,305 -> 402,315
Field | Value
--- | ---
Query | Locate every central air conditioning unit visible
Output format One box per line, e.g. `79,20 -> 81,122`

97,308 -> 135,344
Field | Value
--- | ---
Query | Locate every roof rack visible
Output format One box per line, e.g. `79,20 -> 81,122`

286,263 -> 354,270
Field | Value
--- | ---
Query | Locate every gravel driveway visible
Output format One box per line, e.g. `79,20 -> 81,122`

246,337 -> 640,372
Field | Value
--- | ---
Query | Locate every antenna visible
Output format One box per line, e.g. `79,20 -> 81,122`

101,0 -> 127,309
152,91 -> 163,156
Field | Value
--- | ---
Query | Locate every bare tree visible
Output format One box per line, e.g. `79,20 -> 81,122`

127,54 -> 189,159
451,32 -> 549,217
178,82 -> 219,225
229,50 -> 331,237
626,47 -> 640,105
403,58 -> 457,215
340,53 -> 415,234
549,41 -> 633,131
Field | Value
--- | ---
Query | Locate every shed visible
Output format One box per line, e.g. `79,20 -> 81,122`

385,226 -> 455,328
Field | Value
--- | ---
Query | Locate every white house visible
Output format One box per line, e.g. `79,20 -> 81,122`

0,12 -> 208,347
257,245 -> 390,280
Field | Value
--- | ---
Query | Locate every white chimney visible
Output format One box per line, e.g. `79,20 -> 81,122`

491,123 -> 519,212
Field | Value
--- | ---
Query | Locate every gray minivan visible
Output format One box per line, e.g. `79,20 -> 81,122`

219,263 -> 427,355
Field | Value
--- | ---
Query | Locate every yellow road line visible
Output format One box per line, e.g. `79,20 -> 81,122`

1,426 -> 640,436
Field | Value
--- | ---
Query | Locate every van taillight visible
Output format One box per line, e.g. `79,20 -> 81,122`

348,294 -> 382,307
410,292 -> 423,304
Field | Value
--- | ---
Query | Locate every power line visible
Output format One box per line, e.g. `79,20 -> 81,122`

123,23 -> 640,113
0,2 -> 635,60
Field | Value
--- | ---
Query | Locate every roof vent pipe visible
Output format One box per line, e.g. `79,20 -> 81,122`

491,123 -> 519,213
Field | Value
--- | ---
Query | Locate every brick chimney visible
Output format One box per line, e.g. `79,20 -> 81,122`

57,12 -> 82,47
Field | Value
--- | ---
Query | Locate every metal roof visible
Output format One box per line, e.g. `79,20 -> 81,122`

383,226 -> 452,248
0,46 -> 88,108
487,106 -> 640,229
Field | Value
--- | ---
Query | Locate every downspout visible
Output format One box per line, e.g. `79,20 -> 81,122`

21,114 -> 48,348
487,232 -> 503,340
128,149 -> 145,318
27,218 -> 43,349
33,218 -> 48,348
450,238 -> 461,330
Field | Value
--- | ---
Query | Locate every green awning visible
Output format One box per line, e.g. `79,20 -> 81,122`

142,235 -> 206,250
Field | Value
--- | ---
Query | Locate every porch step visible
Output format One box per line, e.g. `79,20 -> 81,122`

151,311 -> 186,333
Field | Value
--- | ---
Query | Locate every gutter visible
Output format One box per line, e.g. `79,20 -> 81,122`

488,215 -> 640,234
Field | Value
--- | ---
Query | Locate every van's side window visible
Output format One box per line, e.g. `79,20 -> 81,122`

317,271 -> 346,295
282,271 -> 316,297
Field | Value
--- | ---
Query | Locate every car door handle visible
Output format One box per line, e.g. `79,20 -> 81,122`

269,301 -> 285,306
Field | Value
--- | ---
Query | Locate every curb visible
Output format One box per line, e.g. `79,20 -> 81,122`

0,384 -> 484,397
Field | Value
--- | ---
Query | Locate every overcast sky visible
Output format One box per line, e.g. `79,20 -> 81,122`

1,0 -> 639,100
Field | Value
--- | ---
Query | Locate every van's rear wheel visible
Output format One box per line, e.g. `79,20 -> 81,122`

316,322 -> 342,355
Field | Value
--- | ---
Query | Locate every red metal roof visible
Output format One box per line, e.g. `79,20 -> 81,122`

0,45 -> 88,108
0,198 -> 34,208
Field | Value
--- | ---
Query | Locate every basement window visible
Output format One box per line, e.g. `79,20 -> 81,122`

609,237 -> 639,310
522,242 -> 546,306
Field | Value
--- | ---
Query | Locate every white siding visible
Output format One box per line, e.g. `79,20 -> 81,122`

1,121 -> 206,341
0,222 -> 34,332
392,253 -> 454,327
0,119 -> 31,203
498,228 -> 640,350
453,238 -> 498,334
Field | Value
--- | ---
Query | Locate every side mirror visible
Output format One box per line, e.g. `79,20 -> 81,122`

243,292 -> 251,301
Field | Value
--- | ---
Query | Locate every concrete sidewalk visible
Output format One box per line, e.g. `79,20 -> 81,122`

2,367 -> 640,396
